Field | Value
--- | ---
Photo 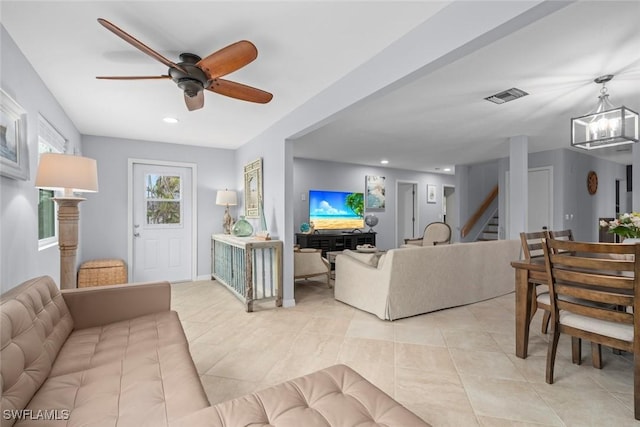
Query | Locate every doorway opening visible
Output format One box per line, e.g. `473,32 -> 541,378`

397,181 -> 418,247
443,185 -> 456,241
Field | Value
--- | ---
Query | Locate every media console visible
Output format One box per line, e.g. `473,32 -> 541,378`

295,232 -> 376,257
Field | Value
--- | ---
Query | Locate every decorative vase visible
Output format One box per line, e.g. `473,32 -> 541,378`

232,216 -> 253,237
623,238 -> 640,244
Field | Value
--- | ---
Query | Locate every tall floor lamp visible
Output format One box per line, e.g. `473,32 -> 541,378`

35,153 -> 98,289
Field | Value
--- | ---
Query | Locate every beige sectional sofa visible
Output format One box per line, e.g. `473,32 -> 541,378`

1,276 -> 429,427
335,240 -> 521,320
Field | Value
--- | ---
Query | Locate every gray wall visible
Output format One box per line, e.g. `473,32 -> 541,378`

459,147 -> 628,243
562,149 -> 627,242
81,135 -> 236,279
0,25 -> 82,292
293,158 -> 455,250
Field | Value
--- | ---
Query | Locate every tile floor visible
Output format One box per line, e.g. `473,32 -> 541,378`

171,279 -> 638,426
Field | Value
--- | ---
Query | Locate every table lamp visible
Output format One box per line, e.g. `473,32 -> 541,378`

35,153 -> 98,289
216,189 -> 237,234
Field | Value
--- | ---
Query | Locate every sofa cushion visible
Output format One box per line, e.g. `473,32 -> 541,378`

0,276 -> 73,421
18,311 -> 209,427
342,250 -> 383,267
172,364 -> 430,427
50,311 -> 189,377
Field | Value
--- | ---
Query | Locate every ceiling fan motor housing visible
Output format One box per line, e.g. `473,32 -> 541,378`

169,54 -> 210,97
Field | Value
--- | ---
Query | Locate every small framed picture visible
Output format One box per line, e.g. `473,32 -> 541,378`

1,89 -> 29,180
365,175 -> 385,210
427,184 -> 437,204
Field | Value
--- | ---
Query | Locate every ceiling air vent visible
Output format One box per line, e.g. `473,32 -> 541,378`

484,88 -> 529,104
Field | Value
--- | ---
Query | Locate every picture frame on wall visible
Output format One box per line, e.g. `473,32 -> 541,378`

244,158 -> 263,218
365,175 -> 385,210
1,89 -> 29,180
427,184 -> 437,204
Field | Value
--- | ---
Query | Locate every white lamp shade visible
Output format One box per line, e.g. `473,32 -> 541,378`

35,153 -> 99,193
216,190 -> 237,206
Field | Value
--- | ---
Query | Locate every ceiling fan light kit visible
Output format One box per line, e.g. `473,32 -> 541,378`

571,74 -> 639,150
96,18 -> 272,111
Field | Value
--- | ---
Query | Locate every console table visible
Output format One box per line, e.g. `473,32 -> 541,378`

296,232 -> 376,257
211,234 -> 283,312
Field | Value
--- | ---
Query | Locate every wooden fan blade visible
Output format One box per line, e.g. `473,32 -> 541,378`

196,41 -> 258,79
208,79 -> 272,104
96,75 -> 171,80
98,18 -> 187,74
184,91 -> 204,111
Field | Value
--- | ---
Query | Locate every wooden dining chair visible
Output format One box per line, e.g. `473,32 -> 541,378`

542,238 -> 640,420
520,231 -> 552,333
549,229 -> 576,255
520,229 -> 578,334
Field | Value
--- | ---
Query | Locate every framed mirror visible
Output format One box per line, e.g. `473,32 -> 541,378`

244,158 -> 262,218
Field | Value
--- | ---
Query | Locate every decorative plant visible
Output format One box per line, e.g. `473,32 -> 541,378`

600,212 -> 640,240
345,193 -> 364,218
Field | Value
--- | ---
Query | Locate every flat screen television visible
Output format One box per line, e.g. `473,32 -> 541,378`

309,190 -> 364,230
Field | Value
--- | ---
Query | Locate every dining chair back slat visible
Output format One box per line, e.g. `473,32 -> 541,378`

553,269 -> 634,290
555,282 -> 634,306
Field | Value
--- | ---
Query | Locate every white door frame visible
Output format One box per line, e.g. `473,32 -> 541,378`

127,158 -> 198,282
396,180 -> 419,246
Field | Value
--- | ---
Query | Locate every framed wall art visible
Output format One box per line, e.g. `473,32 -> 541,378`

427,184 -> 437,204
1,89 -> 29,180
365,175 -> 385,210
243,158 -> 263,218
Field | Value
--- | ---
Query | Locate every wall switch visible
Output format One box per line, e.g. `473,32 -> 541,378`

301,193 -> 306,201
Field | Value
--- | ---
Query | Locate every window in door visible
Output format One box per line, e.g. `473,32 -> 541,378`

145,174 -> 182,225
37,115 -> 66,249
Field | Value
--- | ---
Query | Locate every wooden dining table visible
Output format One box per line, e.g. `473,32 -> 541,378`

511,257 -> 547,359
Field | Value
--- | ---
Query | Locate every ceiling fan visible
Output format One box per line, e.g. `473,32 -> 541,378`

96,18 -> 273,111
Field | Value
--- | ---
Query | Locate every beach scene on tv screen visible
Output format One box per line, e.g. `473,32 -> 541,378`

309,190 -> 364,229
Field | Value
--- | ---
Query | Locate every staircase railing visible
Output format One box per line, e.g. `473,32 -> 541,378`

461,185 -> 499,238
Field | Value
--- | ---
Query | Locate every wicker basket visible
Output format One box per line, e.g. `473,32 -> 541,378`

77,259 -> 127,287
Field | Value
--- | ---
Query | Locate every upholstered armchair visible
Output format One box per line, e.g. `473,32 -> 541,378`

404,222 -> 452,246
294,248 -> 331,287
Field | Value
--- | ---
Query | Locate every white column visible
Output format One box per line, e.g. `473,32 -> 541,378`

508,136 -> 528,240
633,144 -> 640,211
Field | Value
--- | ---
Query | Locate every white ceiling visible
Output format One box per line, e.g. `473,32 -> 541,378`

2,1 -> 639,173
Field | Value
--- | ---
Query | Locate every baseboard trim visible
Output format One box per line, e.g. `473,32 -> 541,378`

282,298 -> 296,308
196,274 -> 212,281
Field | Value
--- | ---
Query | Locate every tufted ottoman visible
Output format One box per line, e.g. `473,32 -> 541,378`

173,364 -> 430,426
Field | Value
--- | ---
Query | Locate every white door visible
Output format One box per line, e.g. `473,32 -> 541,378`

132,163 -> 193,282
397,182 -> 417,246
528,168 -> 553,232
505,167 -> 553,237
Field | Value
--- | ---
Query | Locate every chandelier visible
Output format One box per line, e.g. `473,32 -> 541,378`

571,74 -> 638,150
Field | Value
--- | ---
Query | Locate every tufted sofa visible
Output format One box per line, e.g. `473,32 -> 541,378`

1,276 -> 430,427
0,276 -> 209,427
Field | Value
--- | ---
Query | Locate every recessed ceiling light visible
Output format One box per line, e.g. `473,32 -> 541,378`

444,168 -> 451,172
163,117 -> 179,124
380,160 -> 389,164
